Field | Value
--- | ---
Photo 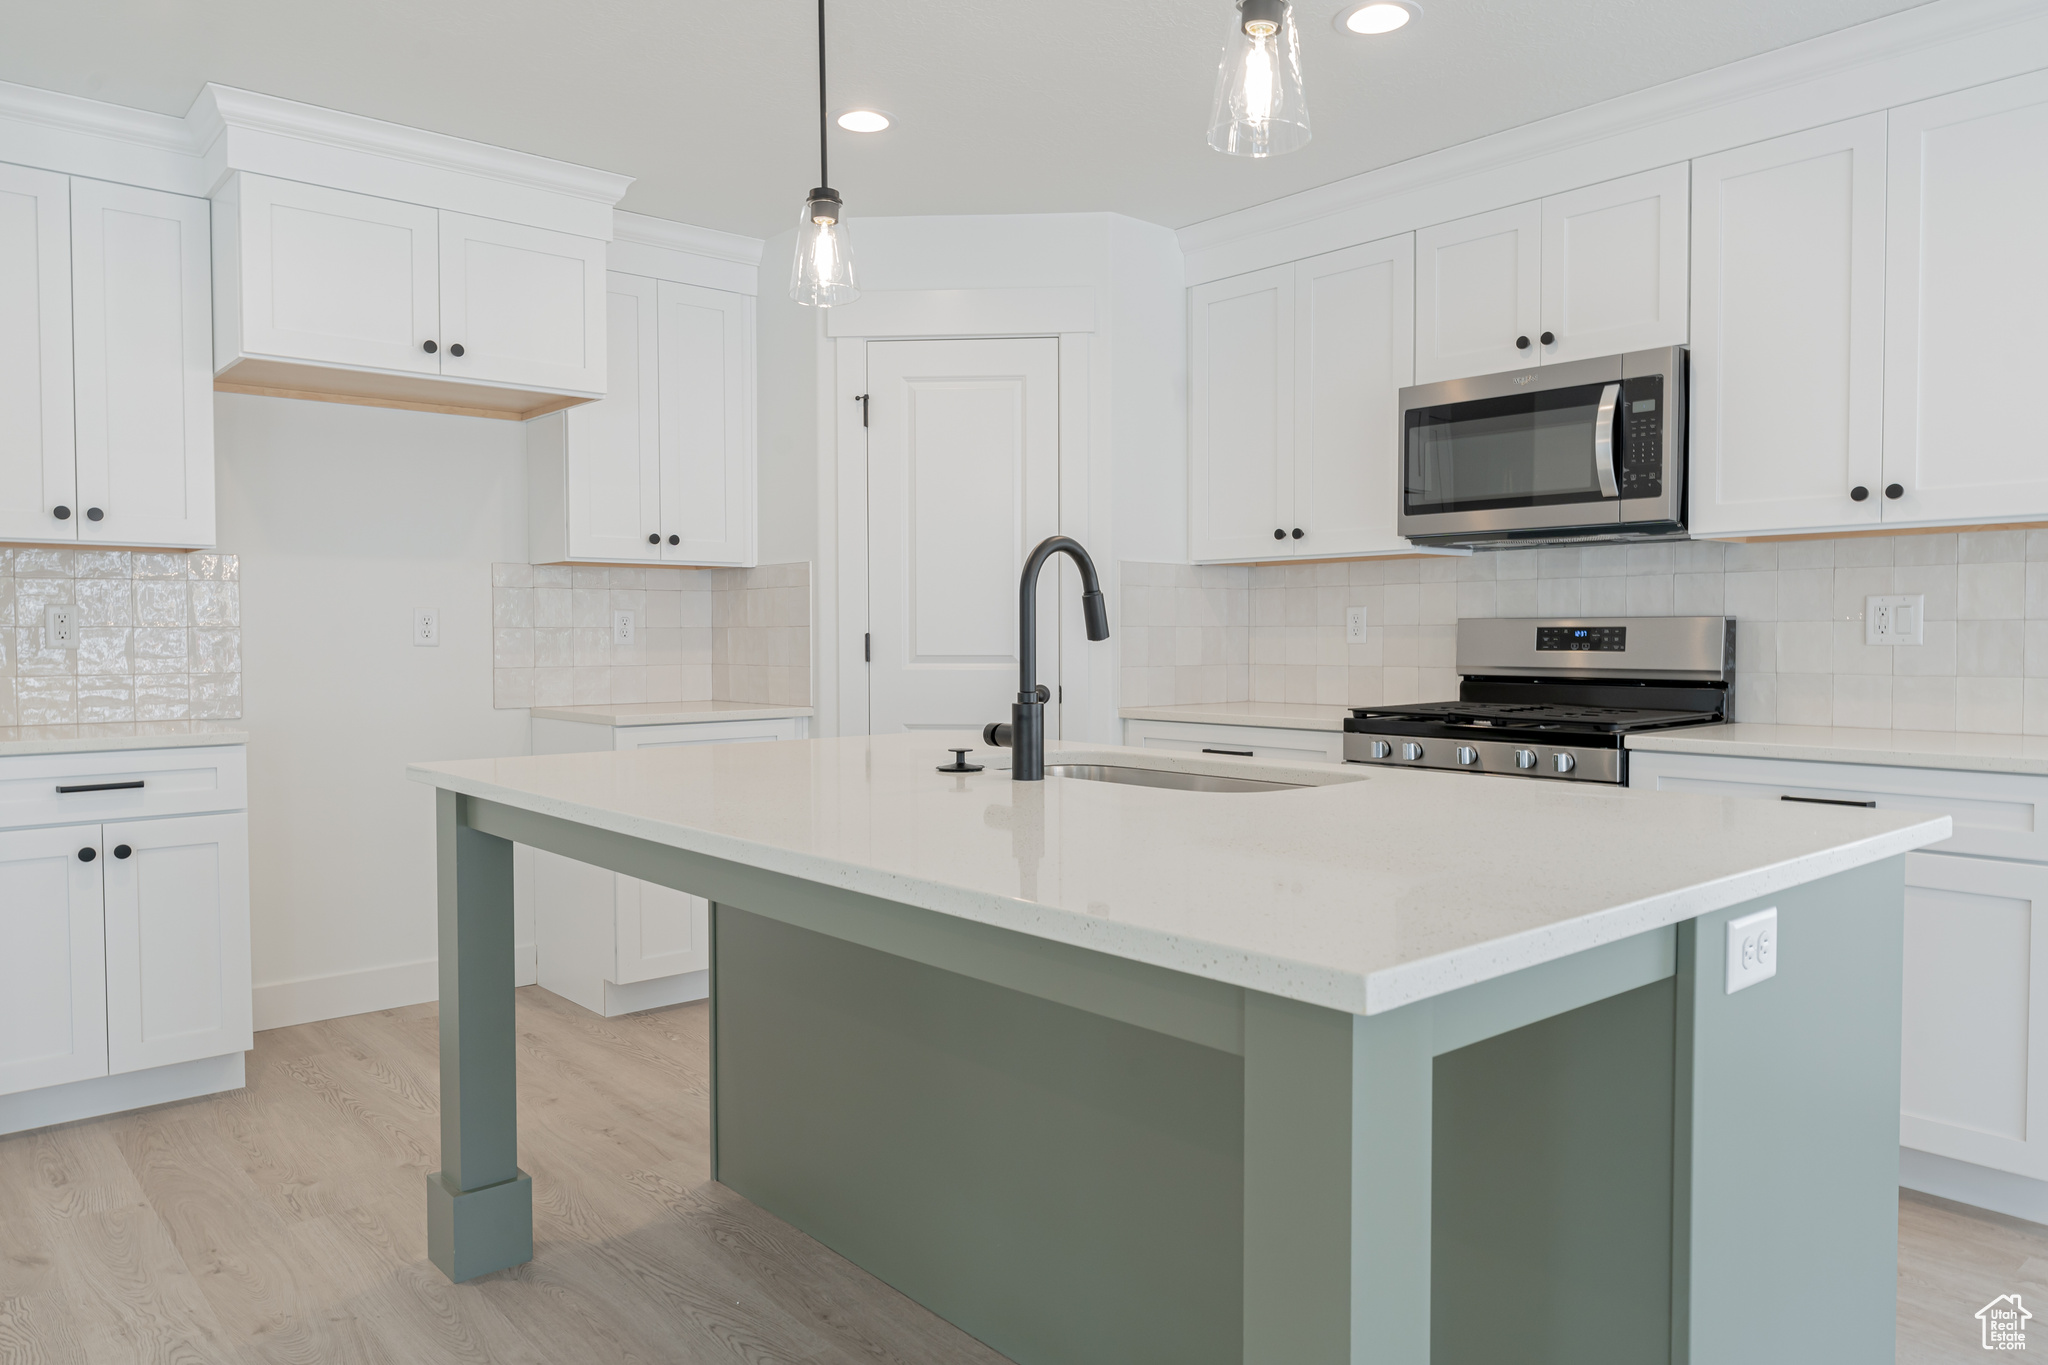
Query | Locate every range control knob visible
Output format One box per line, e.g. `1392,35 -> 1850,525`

1554,752 -> 1577,774
1401,742 -> 1424,762
1455,746 -> 1478,766
1369,739 -> 1392,760
1515,749 -> 1537,769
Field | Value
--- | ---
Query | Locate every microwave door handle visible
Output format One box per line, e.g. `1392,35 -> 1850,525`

1593,382 -> 1621,499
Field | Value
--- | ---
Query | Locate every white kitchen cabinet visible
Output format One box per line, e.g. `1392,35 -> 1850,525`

528,274 -> 757,567
0,163 -> 75,543
1687,115 -> 1888,537
1415,201 -> 1540,385
0,825 -> 108,1097
1883,70 -> 2048,526
213,173 -> 606,419
70,178 -> 215,549
1188,265 -> 1292,562
1120,717 -> 1343,764
1538,164 -> 1689,364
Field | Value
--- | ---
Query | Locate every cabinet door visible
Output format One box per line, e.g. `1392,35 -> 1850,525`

1189,265 -> 1293,561
0,825 -> 108,1096
232,176 -> 439,375
657,280 -> 754,565
1883,71 -> 2048,524
1292,237 -> 1413,558
564,272 -> 661,561
71,179 -> 215,548
0,164 -> 76,543
1688,115 -> 1887,537
1414,201 -> 1540,384
613,880 -> 708,984
1900,852 -> 2048,1181
1540,164 -> 1689,363
103,812 -> 251,1074
438,211 -> 606,395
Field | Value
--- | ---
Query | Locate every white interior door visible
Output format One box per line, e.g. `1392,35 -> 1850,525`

866,337 -> 1061,736
658,280 -> 754,565
1188,265 -> 1293,561
0,824 -> 108,1097
1883,70 -> 2048,525
70,178 -> 214,548
102,812 -> 252,1074
1540,163 -> 1690,363
0,164 -> 75,543
1415,201 -> 1541,383
438,210 -> 607,394
231,175 -> 440,375
1293,236 -> 1414,558
566,271 -> 661,561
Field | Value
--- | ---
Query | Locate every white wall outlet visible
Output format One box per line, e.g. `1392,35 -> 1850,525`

43,605 -> 75,649
1866,594 -> 1925,646
1726,907 -> 1779,994
413,607 -> 439,647
613,610 -> 636,646
1346,606 -> 1369,644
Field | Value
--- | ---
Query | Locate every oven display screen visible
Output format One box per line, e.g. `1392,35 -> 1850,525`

1537,626 -> 1626,652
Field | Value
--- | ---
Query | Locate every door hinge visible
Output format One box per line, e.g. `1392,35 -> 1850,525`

854,393 -> 870,427
864,632 -> 871,663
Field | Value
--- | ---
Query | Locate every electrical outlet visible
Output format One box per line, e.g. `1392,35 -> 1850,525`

413,607 -> 438,647
1726,907 -> 1778,994
1866,594 -> 1925,646
613,610 -> 636,646
1346,606 -> 1369,644
43,605 -> 74,649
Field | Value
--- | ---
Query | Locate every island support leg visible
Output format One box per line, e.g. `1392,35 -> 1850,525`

1244,991 -> 1433,1364
425,789 -> 532,1282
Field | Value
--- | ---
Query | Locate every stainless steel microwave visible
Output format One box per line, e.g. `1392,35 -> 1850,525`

1397,346 -> 1687,549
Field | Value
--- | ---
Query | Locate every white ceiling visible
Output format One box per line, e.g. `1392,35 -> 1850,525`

2,0 -> 1933,238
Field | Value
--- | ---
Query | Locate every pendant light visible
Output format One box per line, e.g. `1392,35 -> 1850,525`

790,0 -> 858,306
1208,0 -> 1311,158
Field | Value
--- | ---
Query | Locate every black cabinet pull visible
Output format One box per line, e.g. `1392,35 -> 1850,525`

647,533 -> 660,544
53,505 -> 70,519
1202,747 -> 1255,757
1291,527 -> 1304,539
422,340 -> 437,353
1272,528 -> 1285,540
1780,794 -> 1877,809
449,343 -> 465,357
1885,483 -> 1904,499
668,534 -> 679,545
78,847 -> 96,862
1515,335 -> 1531,350
1850,486 -> 1869,501
56,779 -> 145,794
1540,331 -> 1555,345
114,844 -> 132,859
86,507 -> 103,522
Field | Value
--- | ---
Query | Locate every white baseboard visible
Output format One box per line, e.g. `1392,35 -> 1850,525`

1901,1145 -> 2048,1226
252,942 -> 538,1031
600,969 -> 709,1017
0,1052 -> 245,1136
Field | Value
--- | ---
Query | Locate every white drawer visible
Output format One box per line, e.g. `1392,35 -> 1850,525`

614,718 -> 808,750
0,747 -> 248,832
1120,719 -> 1344,764
1628,749 -> 2048,863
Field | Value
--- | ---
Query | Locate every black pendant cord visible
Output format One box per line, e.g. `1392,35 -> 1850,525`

816,0 -> 829,190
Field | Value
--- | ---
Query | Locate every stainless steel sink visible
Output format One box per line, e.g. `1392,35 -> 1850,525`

1044,763 -> 1305,793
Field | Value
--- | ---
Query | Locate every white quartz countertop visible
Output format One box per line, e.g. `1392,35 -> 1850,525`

1118,702 -> 1350,732
530,700 -> 816,727
1627,723 -> 2048,777
409,733 -> 1946,1016
0,728 -> 248,758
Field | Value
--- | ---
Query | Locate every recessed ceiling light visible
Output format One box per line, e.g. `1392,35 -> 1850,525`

1336,0 -> 1419,35
836,109 -> 891,133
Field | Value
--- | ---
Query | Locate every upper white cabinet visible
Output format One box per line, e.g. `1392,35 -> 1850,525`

213,173 -> 607,419
1414,165 -> 1688,384
1189,264 -> 1293,562
0,164 -> 74,544
529,272 -> 755,566
1688,115 -> 1889,537
1883,70 -> 2048,525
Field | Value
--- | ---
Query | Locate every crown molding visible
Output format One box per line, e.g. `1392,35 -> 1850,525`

612,209 -> 763,266
0,78 -> 192,153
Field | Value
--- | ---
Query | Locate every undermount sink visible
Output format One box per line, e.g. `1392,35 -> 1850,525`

1043,763 -> 1305,794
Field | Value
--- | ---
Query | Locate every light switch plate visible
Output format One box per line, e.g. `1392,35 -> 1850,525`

1346,607 -> 1368,644
43,605 -> 74,649
413,607 -> 438,647
613,610 -> 636,646
1866,594 -> 1925,646
1726,907 -> 1778,994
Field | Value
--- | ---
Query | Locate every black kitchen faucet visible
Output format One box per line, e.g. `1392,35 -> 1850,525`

982,536 -> 1110,780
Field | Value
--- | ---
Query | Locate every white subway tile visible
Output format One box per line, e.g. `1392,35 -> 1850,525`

1957,677 -> 2023,734
1959,562 -> 2026,619
1832,674 -> 1891,728
1892,676 -> 1956,731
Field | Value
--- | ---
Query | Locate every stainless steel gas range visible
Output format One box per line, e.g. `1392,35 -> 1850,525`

1342,616 -> 1734,784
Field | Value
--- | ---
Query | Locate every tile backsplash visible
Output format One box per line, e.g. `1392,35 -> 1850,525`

1123,529 -> 2048,734
0,548 -> 243,733
491,561 -> 811,709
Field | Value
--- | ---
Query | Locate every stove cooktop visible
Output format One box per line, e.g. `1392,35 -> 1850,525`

1348,700 -> 1714,735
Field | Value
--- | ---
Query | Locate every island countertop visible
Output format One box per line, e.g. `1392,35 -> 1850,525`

408,733 -> 1948,1015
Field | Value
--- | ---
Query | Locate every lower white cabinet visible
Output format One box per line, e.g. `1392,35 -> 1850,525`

0,824 -> 109,1095
1120,718 -> 1344,764
527,715 -> 806,1015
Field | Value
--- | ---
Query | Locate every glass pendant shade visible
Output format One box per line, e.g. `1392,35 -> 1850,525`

1208,0 -> 1311,158
790,188 -> 858,307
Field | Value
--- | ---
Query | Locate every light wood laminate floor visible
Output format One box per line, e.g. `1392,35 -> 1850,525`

0,985 -> 2034,1363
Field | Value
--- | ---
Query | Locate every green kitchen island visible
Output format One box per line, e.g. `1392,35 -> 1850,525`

407,733 -> 1949,1365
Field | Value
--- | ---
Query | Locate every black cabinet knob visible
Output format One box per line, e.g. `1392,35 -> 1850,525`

78,847 -> 96,862
1885,483 -> 1904,500
1850,486 -> 1869,501
86,507 -> 103,522
422,340 -> 437,354
1291,527 -> 1304,539
114,844 -> 131,860
667,534 -> 679,546
1273,528 -> 1285,540
647,533 -> 660,544
1540,331 -> 1555,345
53,505 -> 70,520
449,343 -> 465,357
1516,335 -> 1531,350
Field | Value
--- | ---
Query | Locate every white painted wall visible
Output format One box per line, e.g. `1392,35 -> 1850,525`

1110,214 -> 1189,567
213,393 -> 533,1030
755,228 -> 821,568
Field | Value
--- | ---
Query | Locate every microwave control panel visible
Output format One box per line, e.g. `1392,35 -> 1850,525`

1618,375 -> 1664,499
